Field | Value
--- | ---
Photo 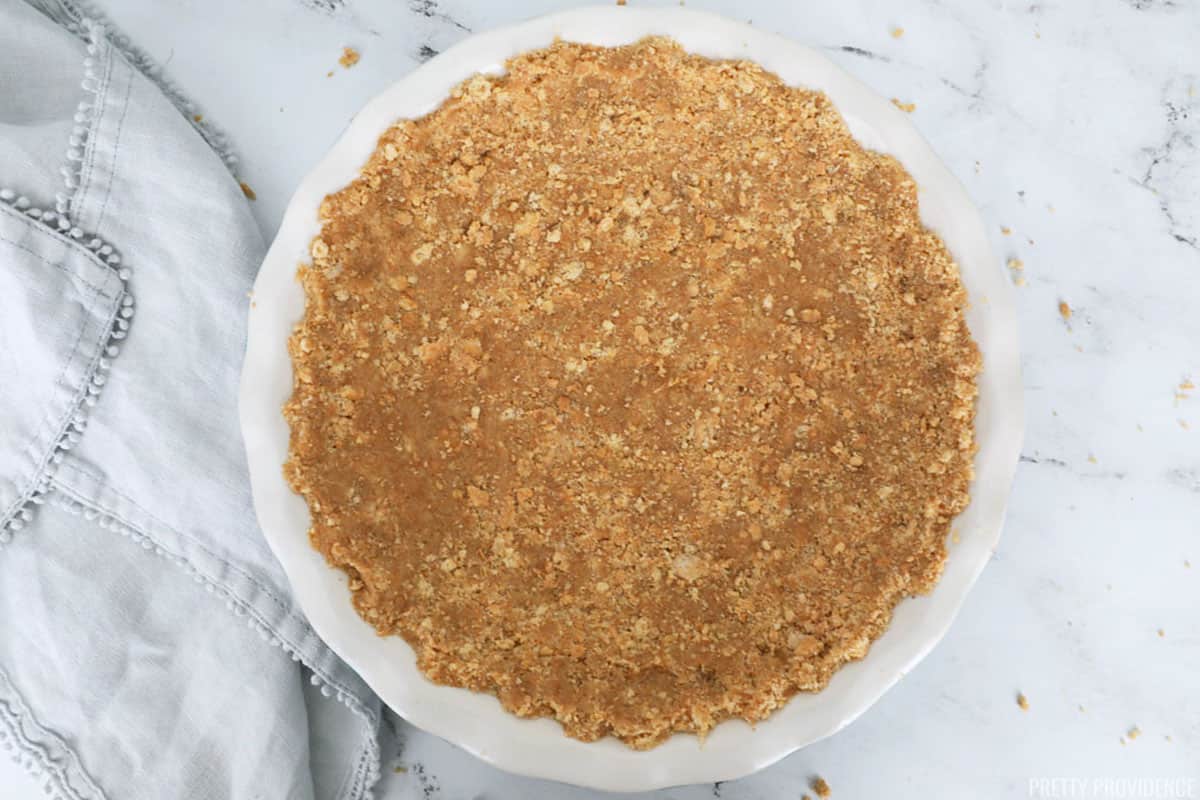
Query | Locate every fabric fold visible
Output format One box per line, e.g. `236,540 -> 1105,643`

0,1 -> 387,797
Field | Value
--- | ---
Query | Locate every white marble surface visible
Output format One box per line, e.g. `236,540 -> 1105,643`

6,0 -> 1197,798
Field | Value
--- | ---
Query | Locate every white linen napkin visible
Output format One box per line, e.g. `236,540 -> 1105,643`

0,2 -> 388,797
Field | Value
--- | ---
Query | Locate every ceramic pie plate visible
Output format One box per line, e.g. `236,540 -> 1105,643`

239,5 -> 1023,792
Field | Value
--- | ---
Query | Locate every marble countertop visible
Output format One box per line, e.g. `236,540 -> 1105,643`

8,1 -> 1196,797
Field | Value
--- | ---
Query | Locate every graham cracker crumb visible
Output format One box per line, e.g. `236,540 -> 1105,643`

1007,258 -> 1025,286
240,182 -> 256,201
193,113 -> 203,122
1001,226 -> 1012,235
339,47 -> 360,68
1017,692 -> 1029,711
812,777 -> 832,798
891,98 -> 917,113
890,26 -> 905,38
284,38 -> 980,750
1128,725 -> 1141,740
1058,300 -> 1072,321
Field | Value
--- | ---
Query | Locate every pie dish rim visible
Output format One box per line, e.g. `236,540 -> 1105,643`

238,5 -> 1024,791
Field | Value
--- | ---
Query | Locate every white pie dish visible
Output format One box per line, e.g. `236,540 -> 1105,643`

238,5 -> 1023,792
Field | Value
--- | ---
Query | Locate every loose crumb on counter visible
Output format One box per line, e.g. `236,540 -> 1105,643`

239,182 -> 256,201
891,98 -> 916,113
1017,692 -> 1030,711
890,26 -> 904,38
339,46 -> 360,68
1058,300 -> 1072,321
1007,258 -> 1025,286
812,777 -> 832,798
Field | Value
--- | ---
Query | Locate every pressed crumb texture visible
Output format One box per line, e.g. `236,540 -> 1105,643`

285,38 -> 981,749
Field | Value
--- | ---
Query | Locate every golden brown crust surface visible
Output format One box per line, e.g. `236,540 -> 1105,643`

285,38 -> 980,749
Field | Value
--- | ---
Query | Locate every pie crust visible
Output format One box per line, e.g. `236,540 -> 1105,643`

284,38 -> 980,749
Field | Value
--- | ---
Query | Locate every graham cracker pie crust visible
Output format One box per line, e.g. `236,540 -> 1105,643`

284,37 -> 980,749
